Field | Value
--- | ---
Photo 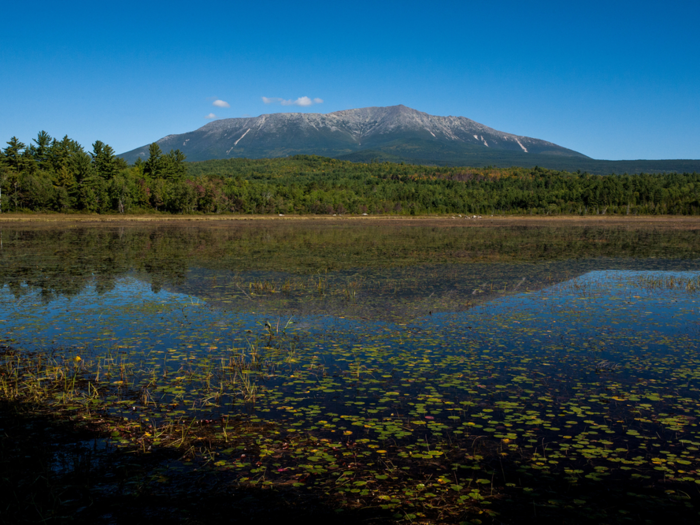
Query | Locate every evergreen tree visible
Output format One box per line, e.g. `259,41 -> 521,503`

144,143 -> 163,179
49,135 -> 85,174
3,137 -> 25,172
162,149 -> 187,182
71,150 -> 94,184
3,138 -> 28,209
91,140 -> 120,180
133,157 -> 145,173
30,130 -> 53,170
78,171 -> 107,212
54,164 -> 76,210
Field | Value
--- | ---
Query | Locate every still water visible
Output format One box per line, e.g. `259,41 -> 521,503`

2,221 -> 700,522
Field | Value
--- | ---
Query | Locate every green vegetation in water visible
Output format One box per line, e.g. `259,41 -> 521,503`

2,224 -> 700,524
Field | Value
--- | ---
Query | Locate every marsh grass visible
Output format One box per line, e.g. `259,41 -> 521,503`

631,274 -> 700,292
0,337 -> 503,523
5,304 -> 700,525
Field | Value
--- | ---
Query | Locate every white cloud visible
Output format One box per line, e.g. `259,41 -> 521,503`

205,113 -> 217,119
213,99 -> 230,108
262,96 -> 323,107
286,96 -> 313,107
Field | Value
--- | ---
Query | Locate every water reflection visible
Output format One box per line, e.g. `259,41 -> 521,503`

2,270 -> 698,370
2,221 -> 699,304
3,223 -> 700,521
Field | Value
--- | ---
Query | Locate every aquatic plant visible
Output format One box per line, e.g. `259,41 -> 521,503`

3,223 -> 700,523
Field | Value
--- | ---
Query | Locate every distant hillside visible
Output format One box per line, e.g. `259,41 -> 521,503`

335,149 -> 700,175
120,104 -> 586,162
120,105 -> 700,174
179,154 -> 700,215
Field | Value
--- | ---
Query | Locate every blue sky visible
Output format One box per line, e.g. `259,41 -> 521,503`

1,0 -> 698,160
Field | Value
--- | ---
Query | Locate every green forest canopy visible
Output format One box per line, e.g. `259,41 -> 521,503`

1,132 -> 699,215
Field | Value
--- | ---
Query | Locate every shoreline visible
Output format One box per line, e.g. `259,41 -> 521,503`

1,212 -> 700,227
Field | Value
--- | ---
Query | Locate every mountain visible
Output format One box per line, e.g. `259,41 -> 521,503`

120,105 -> 588,165
120,105 -> 700,174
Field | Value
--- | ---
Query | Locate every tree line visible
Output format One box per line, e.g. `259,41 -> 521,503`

2,132 -> 700,215
0,132 -> 185,213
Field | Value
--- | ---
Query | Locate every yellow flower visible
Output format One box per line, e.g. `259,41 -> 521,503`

74,356 -> 82,362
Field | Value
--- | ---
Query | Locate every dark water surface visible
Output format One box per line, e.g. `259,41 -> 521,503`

2,221 -> 700,523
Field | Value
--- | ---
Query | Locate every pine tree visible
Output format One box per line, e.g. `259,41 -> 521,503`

30,131 -> 53,170
3,137 -> 25,171
54,164 -> 76,210
162,149 -> 187,182
144,143 -> 163,179
91,140 -> 120,180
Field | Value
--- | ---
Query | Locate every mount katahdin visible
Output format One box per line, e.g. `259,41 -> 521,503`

120,105 -> 589,166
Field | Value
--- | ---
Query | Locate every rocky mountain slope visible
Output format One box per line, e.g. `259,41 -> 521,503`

120,105 -> 588,164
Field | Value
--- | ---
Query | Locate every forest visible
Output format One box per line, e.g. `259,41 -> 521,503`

2,131 -> 700,215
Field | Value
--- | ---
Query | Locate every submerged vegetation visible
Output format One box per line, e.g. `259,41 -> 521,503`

2,223 -> 700,523
2,132 -> 700,215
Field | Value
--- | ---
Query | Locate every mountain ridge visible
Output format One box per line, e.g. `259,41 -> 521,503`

120,105 -> 588,164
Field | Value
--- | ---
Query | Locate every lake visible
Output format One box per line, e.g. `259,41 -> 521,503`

2,218 -> 700,524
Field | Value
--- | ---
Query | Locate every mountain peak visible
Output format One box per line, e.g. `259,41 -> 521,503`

121,105 -> 587,164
